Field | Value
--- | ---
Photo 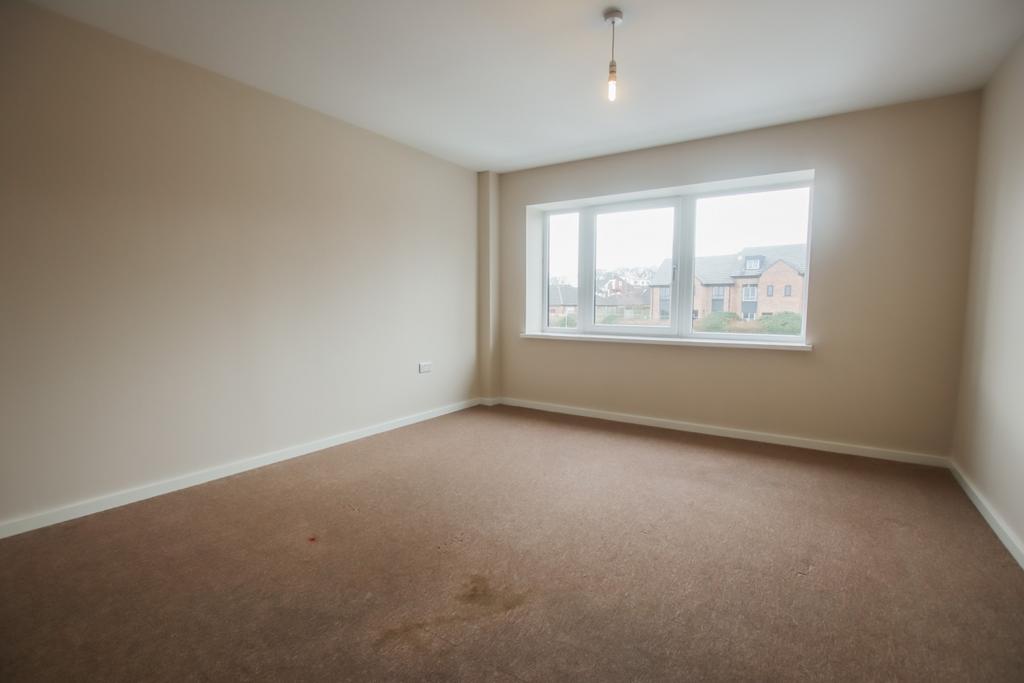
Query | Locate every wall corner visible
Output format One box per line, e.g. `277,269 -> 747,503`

477,171 -> 501,399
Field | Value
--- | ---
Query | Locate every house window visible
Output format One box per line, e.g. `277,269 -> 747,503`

535,171 -> 813,343
784,284 -> 793,297
658,287 -> 671,320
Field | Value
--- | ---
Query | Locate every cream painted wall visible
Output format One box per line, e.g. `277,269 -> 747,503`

499,94 -> 980,456
0,3 -> 477,524
953,38 -> 1024,548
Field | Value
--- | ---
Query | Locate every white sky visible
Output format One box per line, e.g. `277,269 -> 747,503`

547,187 -> 810,281
596,208 -> 674,271
696,187 -> 810,256
548,213 -> 580,284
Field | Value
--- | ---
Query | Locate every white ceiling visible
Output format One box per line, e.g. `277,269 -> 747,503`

34,0 -> 1024,172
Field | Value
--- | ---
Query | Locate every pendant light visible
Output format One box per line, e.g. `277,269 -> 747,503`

604,8 -> 623,101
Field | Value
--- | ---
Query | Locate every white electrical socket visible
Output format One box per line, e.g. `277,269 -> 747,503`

418,361 -> 432,374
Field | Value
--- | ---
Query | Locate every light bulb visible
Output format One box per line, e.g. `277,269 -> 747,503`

603,10 -> 623,103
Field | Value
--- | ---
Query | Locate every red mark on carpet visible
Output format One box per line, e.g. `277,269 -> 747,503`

308,536 -> 317,543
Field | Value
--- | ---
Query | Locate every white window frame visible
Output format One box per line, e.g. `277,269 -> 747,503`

542,198 -> 684,337
745,258 -> 761,270
541,210 -> 581,331
742,284 -> 758,302
531,170 -> 814,348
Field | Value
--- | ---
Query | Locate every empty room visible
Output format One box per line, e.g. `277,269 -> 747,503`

2,0 -> 1024,680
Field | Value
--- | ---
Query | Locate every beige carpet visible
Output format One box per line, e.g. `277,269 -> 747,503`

2,405 -> 1022,681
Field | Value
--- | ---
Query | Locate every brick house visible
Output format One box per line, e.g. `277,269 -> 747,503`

549,273 -> 658,325
651,244 -> 806,321
548,243 -> 806,325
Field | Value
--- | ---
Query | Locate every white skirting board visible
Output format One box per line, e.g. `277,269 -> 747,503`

0,399 -> 480,540
3,395 -> 1021,571
948,463 -> 1024,569
498,397 -> 948,467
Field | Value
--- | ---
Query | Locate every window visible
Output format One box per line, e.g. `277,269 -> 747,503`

545,213 -> 579,328
693,184 -> 810,337
594,206 -> 674,328
534,171 -> 813,344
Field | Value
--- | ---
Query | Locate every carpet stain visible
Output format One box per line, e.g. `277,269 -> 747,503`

457,574 -> 526,610
374,575 -> 527,648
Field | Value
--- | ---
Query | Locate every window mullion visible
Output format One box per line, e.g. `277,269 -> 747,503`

669,197 -> 683,336
579,207 -> 596,333
541,214 -> 550,331
677,197 -> 696,338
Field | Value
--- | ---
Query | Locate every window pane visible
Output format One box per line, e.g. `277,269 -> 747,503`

692,188 -> 810,335
546,213 -> 579,328
594,207 -> 674,327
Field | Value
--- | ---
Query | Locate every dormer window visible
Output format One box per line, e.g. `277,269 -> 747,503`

745,257 -> 761,270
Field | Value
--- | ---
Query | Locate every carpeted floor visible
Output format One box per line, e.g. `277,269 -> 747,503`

2,405 -> 1023,681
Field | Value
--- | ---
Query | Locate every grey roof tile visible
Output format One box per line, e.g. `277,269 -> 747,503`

652,244 -> 806,286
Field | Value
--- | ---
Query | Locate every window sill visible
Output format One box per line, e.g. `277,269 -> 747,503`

521,332 -> 812,351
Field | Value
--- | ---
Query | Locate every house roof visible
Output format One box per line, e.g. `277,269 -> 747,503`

597,292 -> 650,306
551,245 -> 806,302
652,259 -> 674,287
652,244 -> 807,286
548,284 -> 578,306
